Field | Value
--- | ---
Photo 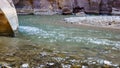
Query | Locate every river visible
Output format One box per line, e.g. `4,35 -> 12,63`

0,15 -> 120,68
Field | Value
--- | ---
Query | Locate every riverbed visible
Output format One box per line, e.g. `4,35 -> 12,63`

0,15 -> 120,68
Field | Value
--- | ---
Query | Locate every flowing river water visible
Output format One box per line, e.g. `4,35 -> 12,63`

0,15 -> 120,68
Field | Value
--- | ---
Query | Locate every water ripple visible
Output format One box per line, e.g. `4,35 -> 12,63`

19,26 -> 120,49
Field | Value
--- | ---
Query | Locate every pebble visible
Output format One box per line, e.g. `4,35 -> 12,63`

47,63 -> 55,66
62,64 -> 71,68
40,52 -> 48,56
82,65 -> 88,68
104,60 -> 112,65
0,64 -> 2,68
21,63 -> 29,68
0,63 -> 12,68
5,57 -> 16,62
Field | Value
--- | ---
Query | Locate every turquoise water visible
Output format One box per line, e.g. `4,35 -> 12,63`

0,15 -> 120,67
18,15 -> 120,49
17,15 -> 120,66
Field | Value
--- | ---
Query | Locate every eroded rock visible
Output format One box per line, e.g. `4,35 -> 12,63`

12,0 -> 120,15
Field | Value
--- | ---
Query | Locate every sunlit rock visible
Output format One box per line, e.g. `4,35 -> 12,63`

0,0 -> 18,36
82,65 -> 88,68
21,63 -> 29,68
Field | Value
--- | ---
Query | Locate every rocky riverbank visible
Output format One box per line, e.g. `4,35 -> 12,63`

0,15 -> 120,68
0,37 -> 120,68
64,16 -> 120,29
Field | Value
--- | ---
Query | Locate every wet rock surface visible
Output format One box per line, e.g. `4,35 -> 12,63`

0,37 -> 120,68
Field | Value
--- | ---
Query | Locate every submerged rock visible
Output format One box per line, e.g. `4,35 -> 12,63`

0,34 -> 120,67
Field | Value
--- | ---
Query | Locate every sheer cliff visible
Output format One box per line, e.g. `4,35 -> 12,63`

12,0 -> 120,15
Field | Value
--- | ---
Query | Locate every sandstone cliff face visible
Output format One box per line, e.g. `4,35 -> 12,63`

13,0 -> 120,15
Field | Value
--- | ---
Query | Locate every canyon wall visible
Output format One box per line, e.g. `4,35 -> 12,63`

12,0 -> 120,15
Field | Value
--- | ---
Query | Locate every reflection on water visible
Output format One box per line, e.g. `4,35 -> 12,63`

0,15 -> 120,67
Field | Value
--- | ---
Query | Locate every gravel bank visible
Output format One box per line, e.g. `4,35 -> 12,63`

64,16 -> 120,29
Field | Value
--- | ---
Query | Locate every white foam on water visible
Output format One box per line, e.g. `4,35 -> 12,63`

64,37 -> 120,49
19,26 -> 120,49
19,26 -> 65,40
89,38 -> 120,48
19,26 -> 42,35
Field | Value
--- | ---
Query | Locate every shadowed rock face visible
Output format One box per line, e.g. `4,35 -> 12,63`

12,0 -> 120,15
86,0 -> 101,14
113,0 -> 120,9
12,0 -> 19,4
14,0 -> 33,13
99,0 -> 113,14
33,0 -> 57,15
